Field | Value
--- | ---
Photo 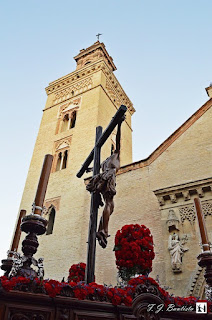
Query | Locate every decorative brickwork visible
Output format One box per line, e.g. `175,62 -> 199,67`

105,77 -> 134,114
53,78 -> 92,105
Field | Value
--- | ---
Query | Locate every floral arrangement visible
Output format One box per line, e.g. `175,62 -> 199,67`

0,275 -> 133,306
114,224 -> 155,281
0,274 -> 204,309
68,262 -> 86,282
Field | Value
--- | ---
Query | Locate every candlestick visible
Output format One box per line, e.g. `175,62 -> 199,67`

194,198 -> 210,252
11,209 -> 26,251
9,154 -> 53,278
34,154 -> 53,215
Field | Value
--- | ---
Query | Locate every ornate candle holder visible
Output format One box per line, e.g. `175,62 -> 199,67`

1,154 -> 53,279
198,247 -> 212,301
1,251 -> 16,277
9,209 -> 47,278
1,210 -> 26,276
194,197 -> 212,301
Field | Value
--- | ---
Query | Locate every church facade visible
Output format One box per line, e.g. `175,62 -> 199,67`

17,41 -> 212,298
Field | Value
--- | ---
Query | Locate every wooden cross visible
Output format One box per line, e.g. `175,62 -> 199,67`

77,105 -> 127,284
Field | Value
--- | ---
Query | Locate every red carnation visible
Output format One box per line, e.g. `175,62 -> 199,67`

68,262 -> 86,283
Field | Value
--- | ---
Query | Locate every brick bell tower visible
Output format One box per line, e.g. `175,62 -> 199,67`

17,41 -> 135,281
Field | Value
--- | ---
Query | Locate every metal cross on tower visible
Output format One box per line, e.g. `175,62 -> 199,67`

96,33 -> 102,41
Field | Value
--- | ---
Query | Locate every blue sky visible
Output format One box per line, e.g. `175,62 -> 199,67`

0,1 -> 211,270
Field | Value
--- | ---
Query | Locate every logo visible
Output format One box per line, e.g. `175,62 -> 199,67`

196,302 -> 207,314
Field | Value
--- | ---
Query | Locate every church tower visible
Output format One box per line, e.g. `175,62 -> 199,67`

18,41 -> 135,281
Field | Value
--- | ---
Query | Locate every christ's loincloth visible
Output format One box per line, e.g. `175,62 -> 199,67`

86,168 -> 116,197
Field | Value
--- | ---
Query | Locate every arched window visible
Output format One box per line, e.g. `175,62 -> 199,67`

59,111 -> 77,133
55,150 -> 69,171
69,111 -> 77,129
61,114 -> 69,132
46,207 -> 56,235
62,150 -> 68,169
56,152 -> 62,171
52,139 -> 70,173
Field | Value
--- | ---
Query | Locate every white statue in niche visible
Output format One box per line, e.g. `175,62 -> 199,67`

168,233 -> 188,273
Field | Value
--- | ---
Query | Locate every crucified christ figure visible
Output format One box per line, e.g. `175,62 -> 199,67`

86,117 -> 124,248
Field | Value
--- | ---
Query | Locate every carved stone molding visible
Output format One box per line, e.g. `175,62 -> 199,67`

154,177 -> 212,206
170,194 -> 177,203
51,136 -> 72,172
188,266 -> 205,298
44,196 -> 61,212
158,196 -> 165,206
166,209 -> 179,231
54,97 -> 81,135
58,97 -> 81,119
179,200 -> 212,224
54,136 -> 72,153
179,205 -> 196,224
183,190 -> 190,201
203,201 -> 212,217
